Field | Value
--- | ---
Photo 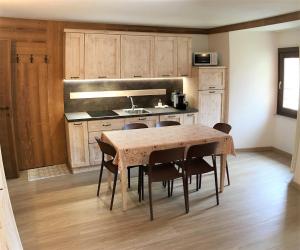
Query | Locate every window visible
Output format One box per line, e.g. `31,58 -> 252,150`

277,47 -> 300,118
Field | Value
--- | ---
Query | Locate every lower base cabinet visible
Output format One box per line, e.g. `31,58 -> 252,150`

65,120 -> 90,169
65,112 -> 198,170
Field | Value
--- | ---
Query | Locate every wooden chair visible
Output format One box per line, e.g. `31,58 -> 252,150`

156,120 -> 180,127
213,122 -> 232,186
95,137 -> 118,210
146,147 -> 189,220
181,142 -> 219,206
123,123 -> 148,201
155,120 -> 180,189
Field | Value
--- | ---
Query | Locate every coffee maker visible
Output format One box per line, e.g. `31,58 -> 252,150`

171,91 -> 188,110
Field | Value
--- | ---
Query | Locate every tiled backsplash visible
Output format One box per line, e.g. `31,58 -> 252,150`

64,79 -> 183,112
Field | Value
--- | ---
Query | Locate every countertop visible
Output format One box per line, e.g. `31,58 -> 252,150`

65,107 -> 198,122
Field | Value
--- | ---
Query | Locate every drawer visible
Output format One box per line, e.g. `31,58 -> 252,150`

159,114 -> 184,124
88,119 -> 125,132
125,115 -> 159,128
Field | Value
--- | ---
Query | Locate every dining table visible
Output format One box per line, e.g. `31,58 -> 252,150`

101,123 -> 235,211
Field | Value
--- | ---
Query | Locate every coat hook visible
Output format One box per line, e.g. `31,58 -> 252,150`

30,54 -> 33,63
16,54 -> 19,63
44,55 -> 48,64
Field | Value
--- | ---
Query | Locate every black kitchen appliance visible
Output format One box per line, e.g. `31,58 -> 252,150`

171,91 -> 188,110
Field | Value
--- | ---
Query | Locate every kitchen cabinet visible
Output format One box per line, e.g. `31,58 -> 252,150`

159,114 -> 184,124
194,67 -> 225,90
65,121 -> 89,168
65,32 -> 85,79
183,112 -> 198,125
85,34 -> 120,79
87,119 -> 124,166
198,90 -> 224,127
177,37 -> 192,77
124,116 -> 159,128
154,36 -> 178,77
121,35 -> 154,78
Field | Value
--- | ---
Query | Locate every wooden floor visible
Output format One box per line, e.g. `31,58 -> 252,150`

7,151 -> 300,250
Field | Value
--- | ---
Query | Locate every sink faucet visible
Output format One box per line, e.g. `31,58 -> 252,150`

128,96 -> 137,111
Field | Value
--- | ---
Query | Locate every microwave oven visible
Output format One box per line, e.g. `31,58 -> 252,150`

193,52 -> 218,66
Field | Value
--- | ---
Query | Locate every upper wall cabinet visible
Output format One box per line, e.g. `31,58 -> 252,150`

85,34 -> 121,79
177,37 -> 192,77
65,33 -> 85,79
154,36 -> 178,77
121,35 -> 154,78
196,67 -> 225,90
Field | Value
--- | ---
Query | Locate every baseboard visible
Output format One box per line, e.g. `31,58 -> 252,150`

290,180 -> 300,192
235,147 -> 273,153
236,146 -> 292,159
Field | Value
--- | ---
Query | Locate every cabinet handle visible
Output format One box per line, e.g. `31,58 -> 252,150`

162,74 -> 171,77
0,106 -> 9,111
187,114 -> 194,117
209,91 -> 216,93
181,74 -> 188,77
98,76 -> 107,79
209,86 -> 216,89
138,117 -> 147,121
134,75 -> 142,78
70,76 -> 80,79
168,115 -> 176,118
102,123 -> 111,127
73,122 -> 82,126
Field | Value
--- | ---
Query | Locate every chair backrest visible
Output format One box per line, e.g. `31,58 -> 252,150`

95,137 -> 116,158
123,123 -> 148,130
213,123 -> 232,134
187,142 -> 218,159
156,121 -> 180,127
149,147 -> 185,165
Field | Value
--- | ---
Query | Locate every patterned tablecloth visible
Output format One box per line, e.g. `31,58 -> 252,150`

101,124 -> 235,171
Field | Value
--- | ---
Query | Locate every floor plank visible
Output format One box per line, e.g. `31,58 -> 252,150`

7,151 -> 300,250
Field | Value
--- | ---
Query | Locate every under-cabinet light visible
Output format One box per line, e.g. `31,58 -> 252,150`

70,89 -> 166,99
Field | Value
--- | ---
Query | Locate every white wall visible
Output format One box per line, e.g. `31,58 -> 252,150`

228,31 -> 277,149
272,28 -> 300,154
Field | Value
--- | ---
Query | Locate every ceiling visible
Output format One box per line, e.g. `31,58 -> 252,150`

0,0 -> 300,28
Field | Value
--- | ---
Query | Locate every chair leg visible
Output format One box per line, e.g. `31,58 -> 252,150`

213,168 -> 219,205
183,174 -> 189,213
162,181 -> 166,188
167,181 -> 171,197
110,173 -> 118,210
138,167 -> 141,202
148,177 -> 154,221
127,168 -> 131,189
226,161 -> 230,186
189,175 -> 192,184
198,174 -> 202,189
141,168 -> 144,200
196,174 -> 199,191
170,180 -> 174,196
97,163 -> 104,197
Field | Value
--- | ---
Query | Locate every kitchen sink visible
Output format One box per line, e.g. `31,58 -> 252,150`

123,108 -> 151,114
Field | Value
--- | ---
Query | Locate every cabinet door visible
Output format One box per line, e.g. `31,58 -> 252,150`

183,113 -> 198,125
66,121 -> 89,168
198,90 -> 224,127
65,32 -> 85,79
198,68 -> 225,90
85,34 -> 120,79
177,37 -> 192,77
121,35 -> 154,78
89,143 -> 102,165
159,114 -> 183,124
154,36 -> 177,77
